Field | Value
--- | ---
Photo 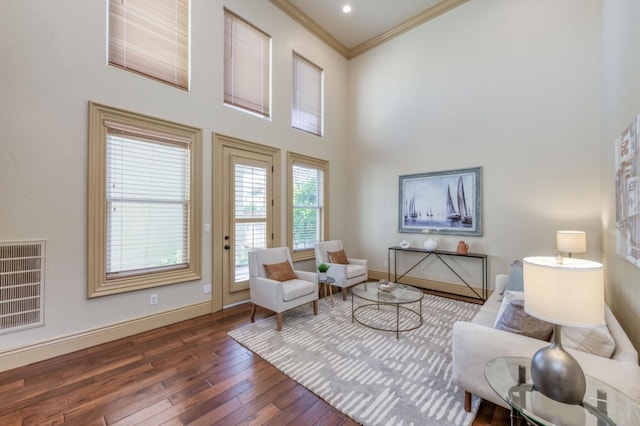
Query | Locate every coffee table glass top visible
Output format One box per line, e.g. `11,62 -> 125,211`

352,282 -> 423,304
485,356 -> 640,426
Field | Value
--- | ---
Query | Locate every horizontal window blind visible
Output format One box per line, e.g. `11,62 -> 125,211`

224,9 -> 271,117
106,129 -> 191,278
292,163 -> 324,251
109,0 -> 189,90
292,54 -> 323,136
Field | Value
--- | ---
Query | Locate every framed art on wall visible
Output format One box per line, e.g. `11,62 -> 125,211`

398,167 -> 482,236
615,114 -> 640,268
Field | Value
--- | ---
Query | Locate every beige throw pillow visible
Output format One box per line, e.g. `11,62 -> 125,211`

562,325 -> 616,358
263,261 -> 296,282
327,249 -> 349,264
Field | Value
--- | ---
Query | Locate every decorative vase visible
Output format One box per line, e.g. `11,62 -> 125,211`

457,241 -> 469,255
399,240 -> 410,249
318,272 -> 327,281
423,238 -> 437,252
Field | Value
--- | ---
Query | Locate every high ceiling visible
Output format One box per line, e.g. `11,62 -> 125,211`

269,0 -> 468,59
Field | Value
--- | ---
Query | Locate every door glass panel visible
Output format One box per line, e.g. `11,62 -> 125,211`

234,163 -> 268,283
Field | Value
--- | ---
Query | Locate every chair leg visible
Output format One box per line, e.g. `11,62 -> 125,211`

342,287 -> 347,301
312,300 -> 318,315
464,391 -> 472,412
276,313 -> 283,331
250,304 -> 256,323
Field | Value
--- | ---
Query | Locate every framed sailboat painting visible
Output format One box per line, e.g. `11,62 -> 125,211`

398,167 -> 482,236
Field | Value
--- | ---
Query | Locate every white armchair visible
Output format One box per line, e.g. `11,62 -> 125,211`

248,247 -> 319,331
314,240 -> 368,301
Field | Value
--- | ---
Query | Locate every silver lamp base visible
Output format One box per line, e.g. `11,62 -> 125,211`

530,324 -> 586,405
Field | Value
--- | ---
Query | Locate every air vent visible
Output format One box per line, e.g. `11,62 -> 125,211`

0,241 -> 45,334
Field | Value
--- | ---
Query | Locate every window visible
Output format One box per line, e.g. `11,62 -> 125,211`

287,152 -> 329,261
224,9 -> 271,117
108,0 -> 190,90
292,53 -> 323,136
88,102 -> 202,297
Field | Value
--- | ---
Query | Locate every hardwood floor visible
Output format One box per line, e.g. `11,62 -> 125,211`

0,302 -> 510,425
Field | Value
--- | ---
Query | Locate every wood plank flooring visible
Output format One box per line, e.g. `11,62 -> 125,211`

0,302 -> 510,425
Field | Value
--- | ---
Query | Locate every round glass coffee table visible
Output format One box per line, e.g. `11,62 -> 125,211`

351,282 -> 424,339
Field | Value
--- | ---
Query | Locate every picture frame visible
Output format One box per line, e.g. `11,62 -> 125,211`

398,167 -> 482,236
615,114 -> 640,268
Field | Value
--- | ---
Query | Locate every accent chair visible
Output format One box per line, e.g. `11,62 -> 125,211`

314,240 -> 368,301
248,247 -> 319,331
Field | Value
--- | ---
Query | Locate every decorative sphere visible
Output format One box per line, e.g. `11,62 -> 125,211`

423,238 -> 437,251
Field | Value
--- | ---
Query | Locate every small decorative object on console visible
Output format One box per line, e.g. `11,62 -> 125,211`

399,240 -> 410,249
422,229 -> 438,251
377,279 -> 396,292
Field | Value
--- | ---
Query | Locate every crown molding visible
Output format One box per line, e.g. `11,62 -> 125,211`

269,0 -> 469,60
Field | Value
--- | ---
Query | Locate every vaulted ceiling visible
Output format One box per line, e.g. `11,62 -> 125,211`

269,0 -> 468,59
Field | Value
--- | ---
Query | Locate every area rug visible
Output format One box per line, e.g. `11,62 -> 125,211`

228,291 -> 482,426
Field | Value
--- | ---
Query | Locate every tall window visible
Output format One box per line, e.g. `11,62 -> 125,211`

292,53 -> 323,136
108,0 -> 190,90
88,102 -> 202,297
287,152 -> 329,261
224,9 -> 271,118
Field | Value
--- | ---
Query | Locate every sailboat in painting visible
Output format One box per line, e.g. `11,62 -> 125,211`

446,186 -> 461,221
409,194 -> 418,220
458,176 -> 473,225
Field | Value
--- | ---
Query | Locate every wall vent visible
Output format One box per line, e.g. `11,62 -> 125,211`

0,241 -> 45,334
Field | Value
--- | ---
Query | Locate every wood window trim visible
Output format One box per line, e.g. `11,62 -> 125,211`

87,101 -> 202,298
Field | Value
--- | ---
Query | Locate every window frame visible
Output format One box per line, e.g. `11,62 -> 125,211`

108,0 -> 190,90
88,101 -> 202,298
287,152 -> 329,262
223,8 -> 272,118
292,52 -> 324,136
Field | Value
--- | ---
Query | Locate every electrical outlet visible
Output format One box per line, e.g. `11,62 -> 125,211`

203,283 -> 212,294
150,294 -> 158,305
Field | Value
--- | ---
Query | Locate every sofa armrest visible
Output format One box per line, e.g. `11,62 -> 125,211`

294,269 -> 317,283
348,258 -> 367,268
249,277 -> 284,312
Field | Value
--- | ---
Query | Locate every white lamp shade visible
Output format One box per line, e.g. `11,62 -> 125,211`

556,230 -> 586,254
523,256 -> 604,327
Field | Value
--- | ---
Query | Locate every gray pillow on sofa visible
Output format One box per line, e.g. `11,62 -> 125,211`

495,299 -> 554,341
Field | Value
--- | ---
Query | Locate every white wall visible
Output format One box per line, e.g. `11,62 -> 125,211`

347,0 -> 602,285
0,0 -> 349,351
600,0 -> 640,350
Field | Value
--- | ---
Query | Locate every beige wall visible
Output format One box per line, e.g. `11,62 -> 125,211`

347,0 -> 602,283
600,0 -> 640,351
0,0 -> 349,352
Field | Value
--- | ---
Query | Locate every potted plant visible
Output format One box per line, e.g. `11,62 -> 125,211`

317,263 -> 330,281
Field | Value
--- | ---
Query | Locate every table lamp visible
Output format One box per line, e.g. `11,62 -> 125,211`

556,230 -> 586,258
523,256 -> 604,405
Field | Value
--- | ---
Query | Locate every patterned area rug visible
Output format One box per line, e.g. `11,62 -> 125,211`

228,289 -> 481,426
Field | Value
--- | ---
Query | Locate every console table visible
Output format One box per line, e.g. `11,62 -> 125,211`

388,246 -> 487,302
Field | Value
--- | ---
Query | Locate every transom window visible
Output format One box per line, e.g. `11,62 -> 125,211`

108,0 -> 190,90
292,53 -> 323,136
224,9 -> 271,118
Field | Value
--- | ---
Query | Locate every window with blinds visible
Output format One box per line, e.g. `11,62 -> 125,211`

292,53 -> 323,136
88,102 -> 202,297
108,0 -> 190,90
288,153 -> 329,260
224,9 -> 271,118
106,130 -> 190,277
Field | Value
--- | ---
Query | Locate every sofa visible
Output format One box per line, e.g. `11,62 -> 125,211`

452,273 -> 640,411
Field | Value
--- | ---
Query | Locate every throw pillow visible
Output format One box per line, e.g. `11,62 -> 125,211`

562,325 -> 616,358
495,299 -> 554,341
327,249 -> 349,264
263,261 -> 296,282
494,290 -> 524,327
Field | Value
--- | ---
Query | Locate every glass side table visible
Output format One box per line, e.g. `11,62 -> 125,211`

485,356 -> 640,426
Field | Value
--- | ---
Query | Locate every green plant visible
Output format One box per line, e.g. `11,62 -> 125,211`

317,263 -> 330,273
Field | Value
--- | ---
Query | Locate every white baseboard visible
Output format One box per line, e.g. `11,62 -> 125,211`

0,301 -> 212,373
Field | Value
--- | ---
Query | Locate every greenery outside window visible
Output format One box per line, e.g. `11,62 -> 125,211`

88,102 -> 202,297
287,152 -> 329,261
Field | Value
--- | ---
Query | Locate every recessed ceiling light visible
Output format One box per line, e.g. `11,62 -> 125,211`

342,4 -> 352,13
